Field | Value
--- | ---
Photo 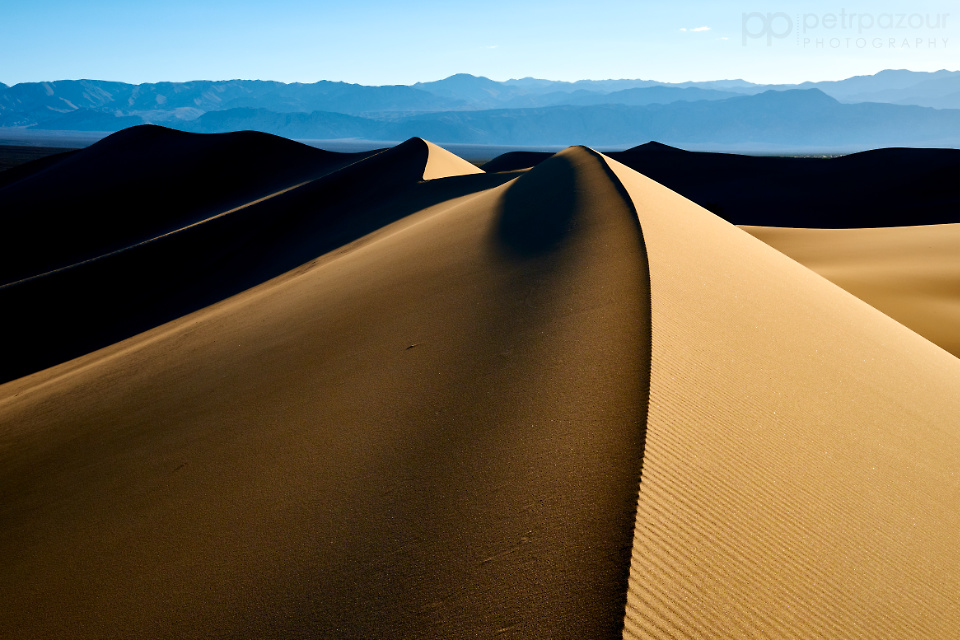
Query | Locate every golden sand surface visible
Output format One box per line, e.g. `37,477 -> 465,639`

743,223 -> 960,358
1,130 -> 959,638
606,158 -> 960,638
0,144 -> 649,638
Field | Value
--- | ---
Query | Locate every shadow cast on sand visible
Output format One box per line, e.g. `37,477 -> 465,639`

495,150 -> 581,258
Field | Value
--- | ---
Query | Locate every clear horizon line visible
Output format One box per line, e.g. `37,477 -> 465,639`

3,67 -> 959,89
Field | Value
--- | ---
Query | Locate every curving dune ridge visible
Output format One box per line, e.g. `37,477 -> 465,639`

0,127 -> 959,638
605,157 -> 960,638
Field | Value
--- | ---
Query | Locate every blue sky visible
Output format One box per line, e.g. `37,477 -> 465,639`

1,0 -> 956,86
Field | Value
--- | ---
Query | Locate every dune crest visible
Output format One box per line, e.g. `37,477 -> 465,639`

421,138 -> 485,179
599,154 -> 960,638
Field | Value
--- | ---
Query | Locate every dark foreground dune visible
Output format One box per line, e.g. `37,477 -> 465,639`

1,126 -> 959,638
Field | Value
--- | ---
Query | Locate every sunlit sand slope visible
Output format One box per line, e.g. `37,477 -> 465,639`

421,138 -> 485,179
742,223 -> 960,358
0,147 -> 650,638
603,156 -> 960,639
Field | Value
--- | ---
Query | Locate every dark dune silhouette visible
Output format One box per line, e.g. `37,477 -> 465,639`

479,150 -> 553,173
483,142 -> 960,227
0,148 -> 79,190
0,125 -> 380,285
0,130 -> 503,383
0,145 -> 78,175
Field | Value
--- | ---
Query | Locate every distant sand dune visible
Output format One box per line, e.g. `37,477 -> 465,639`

742,223 -> 960,358
484,143 -> 960,228
421,138 -> 485,179
1,127 -> 959,638
0,125 -> 379,285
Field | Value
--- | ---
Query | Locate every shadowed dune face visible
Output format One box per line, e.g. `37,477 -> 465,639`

0,134 -> 510,384
0,125 -> 380,285
0,146 -> 652,638
0,146 -> 79,187
742,223 -> 960,358
481,151 -> 554,173
496,149 -> 581,256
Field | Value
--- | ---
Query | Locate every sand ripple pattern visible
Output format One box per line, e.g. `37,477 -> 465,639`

605,156 -> 960,639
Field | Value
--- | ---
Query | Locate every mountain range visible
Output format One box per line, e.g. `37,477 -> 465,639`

2,70 -> 960,150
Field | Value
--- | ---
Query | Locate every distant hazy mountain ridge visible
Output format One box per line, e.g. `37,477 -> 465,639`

2,70 -> 960,149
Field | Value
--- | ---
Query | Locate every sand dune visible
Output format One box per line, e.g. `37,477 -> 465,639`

0,135 -> 509,383
484,143 -> 960,228
0,125 -> 379,285
742,223 -> 960,358
1,127 -> 959,638
605,158 -> 960,638
420,138 -> 485,179
0,141 -> 650,638
0,145 -> 78,185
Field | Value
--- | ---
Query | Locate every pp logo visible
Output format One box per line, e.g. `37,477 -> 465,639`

742,12 -> 794,45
